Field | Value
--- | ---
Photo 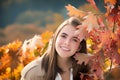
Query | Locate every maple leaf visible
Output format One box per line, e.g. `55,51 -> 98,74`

118,13 -> 120,27
87,0 -> 99,10
97,17 -> 105,28
89,29 -> 101,44
65,4 -> 87,18
106,8 -> 120,28
0,53 -> 11,71
82,12 -> 100,32
118,48 -> 120,54
105,0 -> 120,28
113,52 -> 120,64
41,31 -> 53,44
91,62 -> 104,80
21,35 -> 44,58
73,53 -> 93,65
118,35 -> 120,54
98,30 -> 111,49
7,40 -> 22,51
104,0 -> 117,5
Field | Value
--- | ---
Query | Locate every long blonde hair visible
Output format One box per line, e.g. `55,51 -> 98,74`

41,17 -> 90,80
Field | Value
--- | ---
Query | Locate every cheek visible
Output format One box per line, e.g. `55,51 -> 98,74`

56,37 -> 64,44
71,43 -> 80,51
55,37 -> 62,47
56,38 -> 60,44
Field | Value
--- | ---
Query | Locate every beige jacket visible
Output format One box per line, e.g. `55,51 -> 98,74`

20,57 -> 45,80
21,56 -> 74,80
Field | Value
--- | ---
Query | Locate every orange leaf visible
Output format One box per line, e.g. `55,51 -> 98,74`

41,31 -> 53,44
97,17 -> 105,27
98,30 -> 111,48
65,4 -> 86,18
87,0 -> 99,10
82,12 -> 99,32
104,0 -> 117,5
73,53 -> 93,65
118,49 -> 120,54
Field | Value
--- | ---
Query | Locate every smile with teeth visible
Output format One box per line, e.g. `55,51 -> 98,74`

60,46 -> 70,51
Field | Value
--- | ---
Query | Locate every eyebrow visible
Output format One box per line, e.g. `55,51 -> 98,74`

61,33 -> 68,36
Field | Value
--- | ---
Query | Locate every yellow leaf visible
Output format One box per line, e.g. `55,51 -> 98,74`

6,67 -> 11,74
41,31 -> 53,44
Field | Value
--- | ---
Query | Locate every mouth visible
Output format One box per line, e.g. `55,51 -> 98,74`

60,46 -> 70,51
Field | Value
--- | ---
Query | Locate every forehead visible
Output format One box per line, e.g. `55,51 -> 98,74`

59,24 -> 77,35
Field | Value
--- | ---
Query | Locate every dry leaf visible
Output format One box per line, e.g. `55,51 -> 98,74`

82,12 -> 99,32
104,0 -> 117,5
87,0 -> 99,10
65,4 -> 86,18
73,53 -> 93,65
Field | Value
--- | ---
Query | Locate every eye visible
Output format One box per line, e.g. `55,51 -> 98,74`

72,38 -> 79,42
60,34 -> 67,38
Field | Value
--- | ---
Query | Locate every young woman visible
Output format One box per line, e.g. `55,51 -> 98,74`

21,17 -> 90,80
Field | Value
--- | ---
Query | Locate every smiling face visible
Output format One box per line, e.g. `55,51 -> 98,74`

55,24 -> 81,58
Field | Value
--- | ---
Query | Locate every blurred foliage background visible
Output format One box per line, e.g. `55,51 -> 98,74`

0,0 -> 120,80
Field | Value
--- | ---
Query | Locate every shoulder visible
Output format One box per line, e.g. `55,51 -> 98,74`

21,57 -> 45,80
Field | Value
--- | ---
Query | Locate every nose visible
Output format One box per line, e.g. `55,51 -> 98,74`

64,38 -> 70,46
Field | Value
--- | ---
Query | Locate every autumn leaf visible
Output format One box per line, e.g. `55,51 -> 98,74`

20,35 -> 44,58
97,17 -> 105,27
113,52 -> 120,64
0,0 -> 120,80
74,12 -> 101,42
106,9 -> 120,28
41,31 -> 53,44
13,63 -> 24,80
0,53 -> 11,70
98,30 -> 111,48
7,40 -> 22,51
65,4 -> 87,18
118,48 -> 120,54
105,0 -> 120,29
104,0 -> 117,5
82,12 -> 100,32
73,53 -> 93,65
87,0 -> 99,10
91,61 -> 104,80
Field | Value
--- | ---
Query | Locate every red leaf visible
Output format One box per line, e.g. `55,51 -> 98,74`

97,17 -> 105,27
105,0 -> 120,28
98,30 -> 111,49
111,52 -> 120,64
91,61 -> 104,80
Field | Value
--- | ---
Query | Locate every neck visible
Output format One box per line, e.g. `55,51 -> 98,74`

57,56 -> 72,72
